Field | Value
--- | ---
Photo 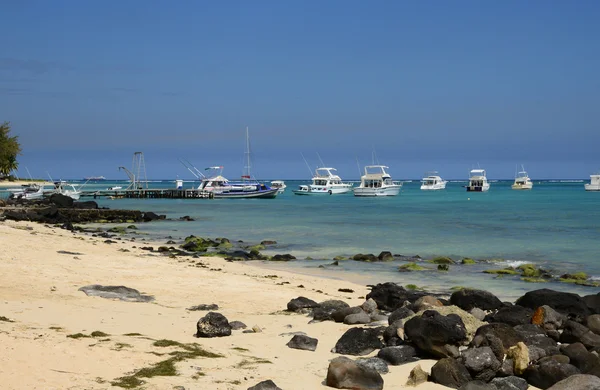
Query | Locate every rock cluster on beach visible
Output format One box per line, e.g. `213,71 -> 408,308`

0,194 -> 166,224
275,283 -> 600,389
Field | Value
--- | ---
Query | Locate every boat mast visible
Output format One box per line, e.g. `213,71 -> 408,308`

243,127 -> 252,180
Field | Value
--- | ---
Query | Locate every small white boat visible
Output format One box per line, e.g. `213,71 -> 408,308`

420,171 -> 447,190
10,183 -> 45,200
107,186 -> 123,191
353,165 -> 402,197
270,180 -> 286,194
512,166 -> 533,190
466,168 -> 490,192
293,167 -> 353,195
53,181 -> 81,200
585,173 -> 600,191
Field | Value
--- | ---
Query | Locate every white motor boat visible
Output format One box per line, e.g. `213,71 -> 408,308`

293,167 -> 353,195
466,169 -> 490,192
420,172 -> 447,190
270,180 -> 286,194
585,174 -> 600,191
10,183 -> 45,200
512,166 -> 533,190
353,165 -> 402,197
53,181 -> 81,200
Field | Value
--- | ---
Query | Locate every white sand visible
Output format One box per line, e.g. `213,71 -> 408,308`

0,180 -> 53,187
0,220 -> 455,389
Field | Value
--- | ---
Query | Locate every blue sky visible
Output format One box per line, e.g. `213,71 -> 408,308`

1,1 -> 599,180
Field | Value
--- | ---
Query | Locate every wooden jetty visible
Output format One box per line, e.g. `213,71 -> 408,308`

82,189 -> 214,199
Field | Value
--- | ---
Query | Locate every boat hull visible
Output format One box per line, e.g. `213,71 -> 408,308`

293,185 -> 352,196
466,185 -> 490,192
512,184 -> 533,190
213,188 -> 278,199
420,183 -> 447,190
585,184 -> 600,191
353,186 -> 401,197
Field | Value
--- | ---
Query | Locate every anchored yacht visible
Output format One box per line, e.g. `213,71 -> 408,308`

585,173 -> 600,191
512,166 -> 533,190
293,167 -> 353,195
353,165 -> 402,197
466,169 -> 490,192
420,172 -> 447,190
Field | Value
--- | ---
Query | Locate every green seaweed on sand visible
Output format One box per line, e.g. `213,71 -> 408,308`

231,347 -> 250,352
91,331 -> 110,337
111,340 -> 222,388
67,333 -> 91,339
235,356 -> 273,369
0,316 -> 15,322
123,333 -> 143,337
405,284 -> 422,291
461,258 -> 476,265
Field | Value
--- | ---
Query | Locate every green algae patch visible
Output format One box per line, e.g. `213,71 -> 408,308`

67,333 -> 91,339
123,333 -> 143,337
561,272 -> 588,281
111,340 -> 222,388
559,277 -> 599,287
247,244 -> 265,252
517,264 -> 541,277
483,268 -> 519,275
333,256 -> 348,261
427,256 -> 455,264
398,262 -> 431,272
451,286 -> 466,291
91,331 -> 110,338
461,258 -> 476,265
181,235 -> 220,252
521,277 -> 548,283
235,356 -> 273,369
405,284 -> 422,291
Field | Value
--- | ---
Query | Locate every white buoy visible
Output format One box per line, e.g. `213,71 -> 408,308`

176,179 -> 183,189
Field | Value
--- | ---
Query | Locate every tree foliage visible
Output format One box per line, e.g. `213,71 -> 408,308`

0,122 -> 22,177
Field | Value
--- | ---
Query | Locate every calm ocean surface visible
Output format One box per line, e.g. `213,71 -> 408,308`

4,179 -> 600,299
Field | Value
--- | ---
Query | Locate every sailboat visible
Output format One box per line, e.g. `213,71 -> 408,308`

197,128 -> 278,199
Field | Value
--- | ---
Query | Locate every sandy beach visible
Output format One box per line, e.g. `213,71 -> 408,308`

0,180 -> 54,188
0,220 -> 451,390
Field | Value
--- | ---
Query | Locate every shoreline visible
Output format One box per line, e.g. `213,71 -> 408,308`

2,214 -> 599,389
0,219 -> 448,389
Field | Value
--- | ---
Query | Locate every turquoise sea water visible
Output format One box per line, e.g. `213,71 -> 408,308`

3,179 -> 600,299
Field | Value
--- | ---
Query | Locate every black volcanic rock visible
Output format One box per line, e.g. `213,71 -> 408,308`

450,288 -> 503,311
405,310 -> 467,358
366,282 -> 426,311
516,289 -> 590,319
